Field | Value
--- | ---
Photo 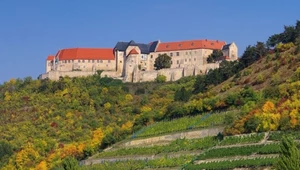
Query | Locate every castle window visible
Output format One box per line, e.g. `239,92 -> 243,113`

171,61 -> 173,64
194,58 -> 196,61
82,60 -> 85,63
185,59 -> 187,62
106,64 -> 108,67
120,61 -> 122,63
189,58 -> 191,62
176,52 -> 180,56
78,60 -> 81,63
186,52 -> 188,55
108,60 -> 111,63
194,51 -> 197,54
151,55 -> 153,59
92,60 -> 95,63
170,53 -> 173,57
88,60 -> 90,63
177,60 -> 179,64
100,60 -> 103,63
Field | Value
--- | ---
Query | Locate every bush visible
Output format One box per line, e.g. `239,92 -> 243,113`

61,157 -> 79,170
155,75 -> 166,83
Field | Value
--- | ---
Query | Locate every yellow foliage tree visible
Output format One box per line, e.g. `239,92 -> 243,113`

141,106 -> 152,113
125,94 -> 133,101
91,128 -> 104,148
104,102 -> 111,111
35,161 -> 48,170
16,144 -> 40,169
121,121 -> 133,131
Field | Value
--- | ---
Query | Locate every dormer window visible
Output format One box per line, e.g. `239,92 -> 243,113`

166,45 -> 169,48
179,44 -> 182,47
211,43 -> 214,45
191,43 -> 194,46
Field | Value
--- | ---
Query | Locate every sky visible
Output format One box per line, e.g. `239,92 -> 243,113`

0,0 -> 299,83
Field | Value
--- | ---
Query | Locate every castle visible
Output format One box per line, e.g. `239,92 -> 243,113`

39,39 -> 238,82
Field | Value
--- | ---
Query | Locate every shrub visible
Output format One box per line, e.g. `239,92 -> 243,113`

61,157 -> 79,170
155,75 -> 166,83
275,42 -> 295,52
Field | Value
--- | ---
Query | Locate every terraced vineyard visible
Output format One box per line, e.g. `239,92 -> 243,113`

93,133 -> 265,159
133,110 -> 237,138
80,155 -> 193,170
184,157 -> 278,170
81,130 -> 293,170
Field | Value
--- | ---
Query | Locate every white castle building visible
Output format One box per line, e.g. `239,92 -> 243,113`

39,39 -> 238,82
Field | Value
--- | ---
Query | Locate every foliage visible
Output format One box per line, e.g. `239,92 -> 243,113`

134,111 -> 232,138
96,137 -> 216,158
0,141 -> 13,167
174,87 -> 191,102
277,136 -> 300,170
62,156 -> 79,170
207,50 -> 223,63
185,157 -> 277,170
154,54 -> 172,70
80,155 -> 193,170
267,20 -> 300,47
155,75 -> 166,83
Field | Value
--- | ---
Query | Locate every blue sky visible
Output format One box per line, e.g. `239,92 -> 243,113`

0,0 -> 299,83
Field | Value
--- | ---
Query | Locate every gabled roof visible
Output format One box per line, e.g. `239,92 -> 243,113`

156,39 -> 226,52
128,49 -> 139,55
47,55 -> 54,61
55,48 -> 114,60
222,43 -> 232,50
114,40 -> 159,54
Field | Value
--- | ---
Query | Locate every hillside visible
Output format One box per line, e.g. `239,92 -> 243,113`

0,21 -> 300,170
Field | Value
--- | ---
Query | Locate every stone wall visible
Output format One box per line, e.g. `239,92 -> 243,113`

39,70 -> 118,81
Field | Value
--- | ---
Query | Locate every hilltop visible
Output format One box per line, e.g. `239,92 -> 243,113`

0,21 -> 300,170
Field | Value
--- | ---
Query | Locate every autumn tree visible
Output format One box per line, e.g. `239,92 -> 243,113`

154,54 -> 171,70
277,136 -> 300,170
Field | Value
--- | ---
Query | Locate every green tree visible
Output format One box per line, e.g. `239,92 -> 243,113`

174,87 -> 191,102
0,140 -> 13,167
207,50 -> 223,63
154,54 -> 171,70
62,156 -> 79,170
277,136 -> 300,170
255,42 -> 268,59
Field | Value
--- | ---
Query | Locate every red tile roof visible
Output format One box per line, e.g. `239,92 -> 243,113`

156,39 -> 226,52
128,49 -> 139,55
55,48 -> 114,61
47,55 -> 54,61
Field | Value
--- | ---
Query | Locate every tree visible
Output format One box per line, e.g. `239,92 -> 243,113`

62,157 -> 79,170
174,87 -> 191,102
207,50 -> 223,63
0,141 -> 13,167
277,136 -> 300,170
154,54 -> 171,70
255,42 -> 268,59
